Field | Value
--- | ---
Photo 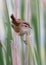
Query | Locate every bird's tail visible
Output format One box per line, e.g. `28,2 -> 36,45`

10,14 -> 20,26
11,14 -> 16,21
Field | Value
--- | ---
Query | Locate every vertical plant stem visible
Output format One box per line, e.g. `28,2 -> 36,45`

0,1 -> 4,64
0,42 -> 4,65
20,0 -> 25,65
11,0 -> 21,65
25,0 -> 31,65
2,0 -> 12,65
31,0 -> 42,65
14,0 -> 18,18
42,1 -> 46,64
39,1 -> 45,65
44,6 -> 46,65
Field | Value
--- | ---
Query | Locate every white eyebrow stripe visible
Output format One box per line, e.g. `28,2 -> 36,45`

22,23 -> 28,26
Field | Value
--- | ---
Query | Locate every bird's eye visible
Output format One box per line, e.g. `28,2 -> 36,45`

25,25 -> 27,27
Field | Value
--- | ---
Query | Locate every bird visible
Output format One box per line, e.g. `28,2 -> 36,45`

10,14 -> 32,44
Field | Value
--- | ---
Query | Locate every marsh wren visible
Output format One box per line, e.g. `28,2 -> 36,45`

10,14 -> 32,44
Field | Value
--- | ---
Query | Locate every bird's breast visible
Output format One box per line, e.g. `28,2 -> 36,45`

14,25 -> 20,32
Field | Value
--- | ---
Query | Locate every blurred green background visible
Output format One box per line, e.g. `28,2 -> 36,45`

0,0 -> 46,65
